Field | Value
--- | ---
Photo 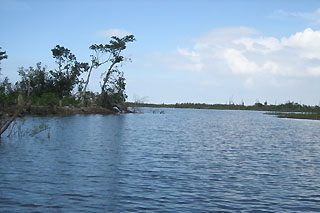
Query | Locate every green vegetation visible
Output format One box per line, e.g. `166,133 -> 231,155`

0,47 -> 8,69
0,35 -> 135,111
128,101 -> 320,113
266,112 -> 320,120
0,38 -> 135,137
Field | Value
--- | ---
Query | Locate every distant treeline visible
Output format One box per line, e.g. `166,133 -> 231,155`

128,101 -> 320,113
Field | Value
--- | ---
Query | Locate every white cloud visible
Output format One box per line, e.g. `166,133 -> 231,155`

282,28 -> 320,48
223,48 -> 259,74
193,27 -> 258,50
281,28 -> 320,60
234,37 -> 281,54
147,27 -> 320,104
156,27 -> 320,78
96,29 -> 131,38
152,27 -> 260,73
262,61 -> 279,74
176,48 -> 203,72
308,66 -> 320,76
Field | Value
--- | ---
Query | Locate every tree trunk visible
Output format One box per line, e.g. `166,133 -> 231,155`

0,101 -> 27,138
101,61 -> 117,94
82,64 -> 94,99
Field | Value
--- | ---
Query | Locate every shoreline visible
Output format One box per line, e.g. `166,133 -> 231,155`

1,104 -> 320,120
266,112 -> 320,120
0,105 -> 121,118
129,103 -> 320,120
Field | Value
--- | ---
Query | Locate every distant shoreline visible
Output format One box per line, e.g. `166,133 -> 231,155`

265,112 -> 320,120
128,102 -> 319,112
128,102 -> 320,120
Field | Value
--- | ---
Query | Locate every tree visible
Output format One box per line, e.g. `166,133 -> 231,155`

0,77 -> 16,107
18,62 -> 50,96
0,47 -> 8,73
100,35 -> 135,94
81,47 -> 101,99
82,35 -> 135,99
100,70 -> 128,108
50,45 -> 88,98
0,48 -> 11,106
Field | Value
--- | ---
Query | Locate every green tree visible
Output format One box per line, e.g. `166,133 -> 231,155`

0,48 -> 12,106
81,35 -> 135,109
100,70 -> 128,108
0,47 -> 8,73
0,77 -> 12,95
100,35 -> 135,94
0,77 -> 16,106
18,62 -> 51,96
83,35 -> 135,97
50,45 -> 88,98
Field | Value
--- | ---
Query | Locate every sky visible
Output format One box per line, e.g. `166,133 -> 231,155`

1,0 -> 320,105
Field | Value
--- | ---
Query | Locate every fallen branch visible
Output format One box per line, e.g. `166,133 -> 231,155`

0,100 -> 28,138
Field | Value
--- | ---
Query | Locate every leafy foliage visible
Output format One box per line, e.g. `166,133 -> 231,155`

0,48 -> 7,61
99,71 -> 128,108
0,77 -> 17,106
1,36 -> 135,110
88,35 -> 135,94
30,93 -> 59,106
81,35 -> 135,108
0,47 -> 8,73
61,96 -> 80,106
50,45 -> 89,98
18,62 -> 51,96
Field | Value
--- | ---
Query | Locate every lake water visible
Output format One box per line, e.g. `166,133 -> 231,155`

0,108 -> 320,212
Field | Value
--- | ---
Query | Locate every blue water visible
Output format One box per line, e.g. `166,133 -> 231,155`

0,108 -> 320,212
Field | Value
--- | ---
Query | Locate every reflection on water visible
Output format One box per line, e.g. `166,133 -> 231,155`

0,109 -> 320,212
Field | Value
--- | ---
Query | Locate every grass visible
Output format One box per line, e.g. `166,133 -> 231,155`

266,112 -> 320,120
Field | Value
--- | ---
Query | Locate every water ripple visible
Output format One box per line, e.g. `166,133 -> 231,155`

0,109 -> 320,212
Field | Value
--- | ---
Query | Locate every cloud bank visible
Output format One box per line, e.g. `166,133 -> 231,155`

148,27 -> 320,104
155,27 -> 320,78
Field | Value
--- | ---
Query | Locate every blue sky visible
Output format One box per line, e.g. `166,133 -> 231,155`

1,0 -> 320,105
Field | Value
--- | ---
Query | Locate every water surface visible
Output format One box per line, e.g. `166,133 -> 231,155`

1,108 -> 320,212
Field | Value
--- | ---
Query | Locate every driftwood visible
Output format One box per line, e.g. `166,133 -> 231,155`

0,99 -> 28,138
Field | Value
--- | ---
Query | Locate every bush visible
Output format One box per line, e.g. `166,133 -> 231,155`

61,96 -> 80,106
30,92 -> 59,106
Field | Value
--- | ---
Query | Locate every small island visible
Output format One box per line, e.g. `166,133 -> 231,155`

1,36 -> 135,136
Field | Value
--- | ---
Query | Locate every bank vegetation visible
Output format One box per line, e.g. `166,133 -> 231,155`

1,35 -> 135,137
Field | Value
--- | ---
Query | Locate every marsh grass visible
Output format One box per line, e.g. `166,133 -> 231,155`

266,112 -> 320,120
